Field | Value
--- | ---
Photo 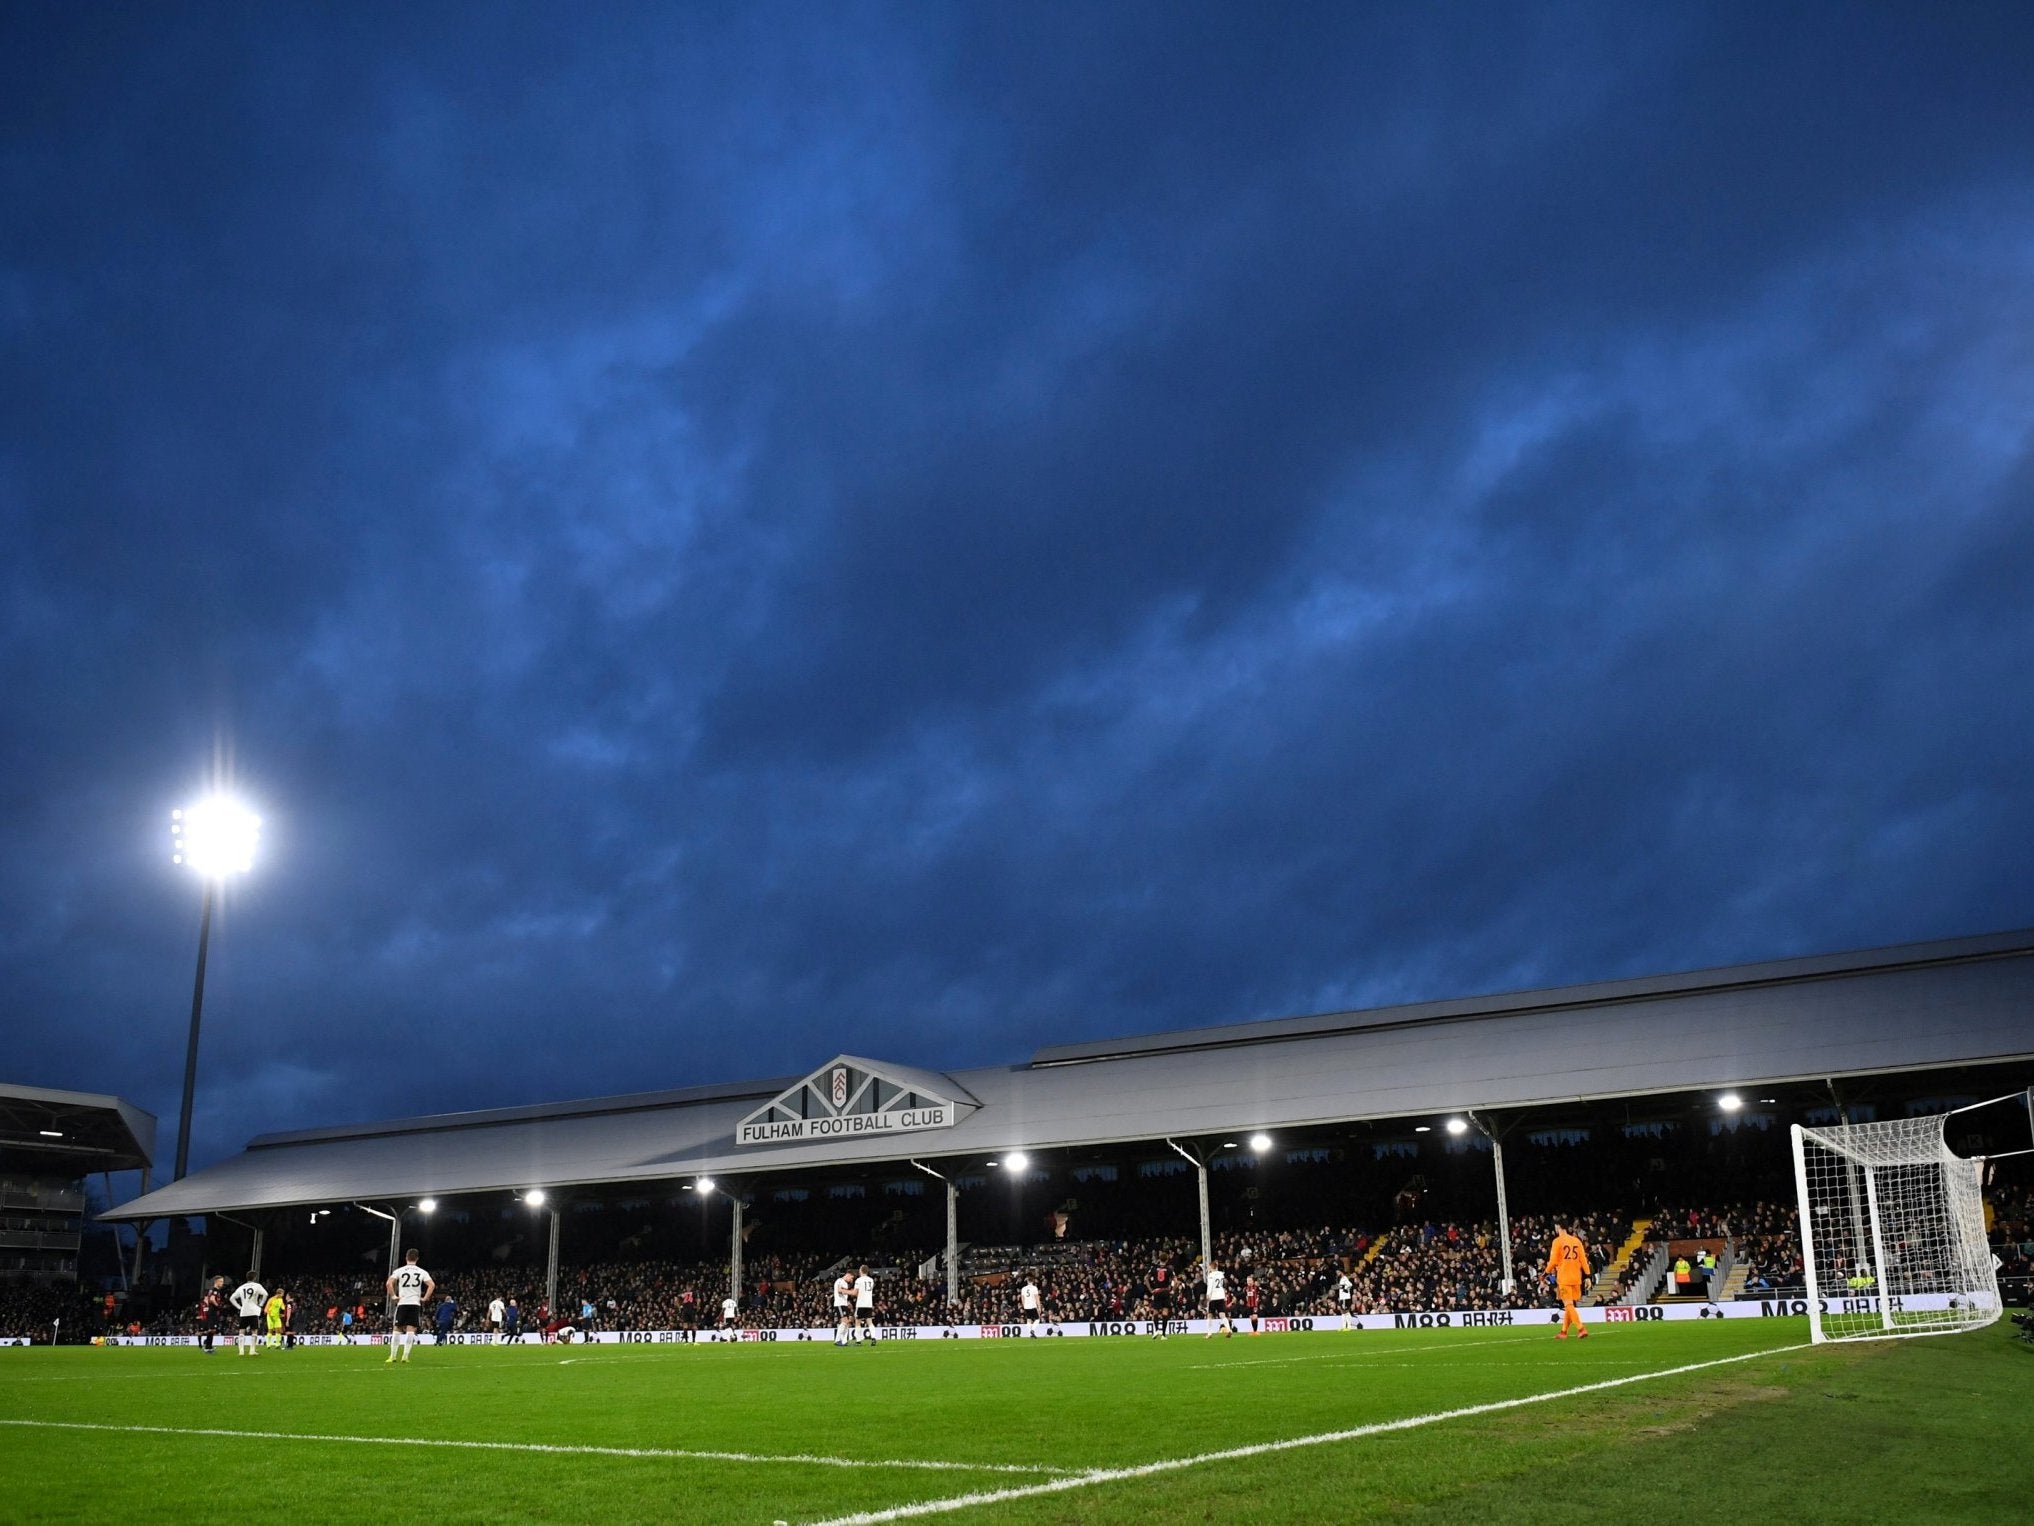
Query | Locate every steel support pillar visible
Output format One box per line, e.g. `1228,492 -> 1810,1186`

1492,1137 -> 1514,1295
545,1208 -> 561,1320
128,1170 -> 152,1289
946,1180 -> 959,1305
730,1195 -> 745,1311
1166,1139 -> 1212,1279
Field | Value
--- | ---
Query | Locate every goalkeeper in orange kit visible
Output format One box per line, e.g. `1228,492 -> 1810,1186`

1545,1222 -> 1591,1339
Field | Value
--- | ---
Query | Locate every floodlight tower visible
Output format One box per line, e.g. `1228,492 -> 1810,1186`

169,795 -> 261,1182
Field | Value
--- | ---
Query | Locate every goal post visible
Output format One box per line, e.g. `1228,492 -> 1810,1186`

1790,1113 -> 2002,1343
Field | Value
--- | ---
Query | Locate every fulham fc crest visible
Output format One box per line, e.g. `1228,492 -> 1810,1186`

830,1067 -> 849,1109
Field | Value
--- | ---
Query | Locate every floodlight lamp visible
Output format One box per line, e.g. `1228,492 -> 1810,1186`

171,795 -> 262,879
1003,1151 -> 1029,1171
525,1188 -> 547,1207
1718,1093 -> 1743,1113
40,1129 -> 64,1138
1249,1133 -> 1272,1153
1414,1125 -> 1432,1133
1445,1118 -> 1469,1136
417,1198 -> 437,1214
696,1177 -> 715,1195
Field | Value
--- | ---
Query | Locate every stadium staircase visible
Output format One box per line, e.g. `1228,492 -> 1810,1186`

1586,1218 -> 1651,1306
1712,1246 -> 1752,1302
1615,1242 -> 1671,1307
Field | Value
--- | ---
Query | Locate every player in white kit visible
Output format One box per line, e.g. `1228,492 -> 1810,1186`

853,1265 -> 876,1345
1018,1278 -> 1044,1334
832,1272 -> 854,1347
1203,1263 -> 1234,1338
1337,1271 -> 1355,1329
230,1276 -> 268,1357
385,1248 -> 435,1364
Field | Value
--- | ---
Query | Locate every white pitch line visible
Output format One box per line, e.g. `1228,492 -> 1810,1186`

0,1420 -> 1067,1476
805,1341 -> 1814,1524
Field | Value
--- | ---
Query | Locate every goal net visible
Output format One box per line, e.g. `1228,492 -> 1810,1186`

1790,1115 -> 2000,1343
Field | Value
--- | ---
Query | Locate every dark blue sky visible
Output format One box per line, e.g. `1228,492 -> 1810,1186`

7,3 -> 2032,1173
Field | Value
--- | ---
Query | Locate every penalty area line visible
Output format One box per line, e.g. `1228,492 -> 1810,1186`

0,1419 -> 1068,1476
806,1340 -> 1814,1524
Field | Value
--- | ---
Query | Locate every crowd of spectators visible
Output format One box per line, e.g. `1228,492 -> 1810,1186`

1592,1201 -> 1804,1299
72,1213 -> 1609,1340
145,1211 -> 1627,1334
1342,1212 -> 1624,1314
0,1282 -> 101,1342
1988,1182 -> 2032,1303
12,1175 -> 2029,1342
1718,1201 -> 1805,1294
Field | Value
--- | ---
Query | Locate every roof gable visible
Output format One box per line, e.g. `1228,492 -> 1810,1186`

736,1055 -> 977,1147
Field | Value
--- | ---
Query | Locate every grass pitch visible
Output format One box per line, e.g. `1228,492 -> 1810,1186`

3,1321 -> 2026,1523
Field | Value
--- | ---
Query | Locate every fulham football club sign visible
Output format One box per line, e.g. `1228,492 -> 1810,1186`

737,1056 -> 977,1146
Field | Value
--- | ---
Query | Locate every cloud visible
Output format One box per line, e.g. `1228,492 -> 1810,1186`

3,3 -> 2031,1166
